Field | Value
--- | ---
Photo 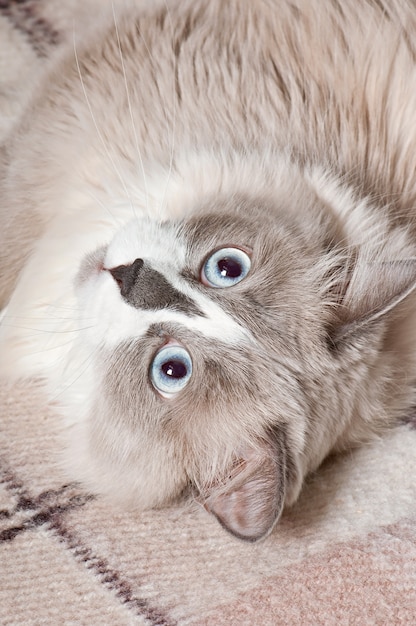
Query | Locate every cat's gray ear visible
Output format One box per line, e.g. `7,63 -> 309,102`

203,433 -> 286,542
330,259 -> 416,345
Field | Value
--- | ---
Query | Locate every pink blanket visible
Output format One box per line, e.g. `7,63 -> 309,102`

1,2 -> 415,623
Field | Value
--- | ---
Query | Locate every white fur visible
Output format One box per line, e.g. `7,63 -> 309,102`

0,148 -> 309,381
2,0 -> 416,541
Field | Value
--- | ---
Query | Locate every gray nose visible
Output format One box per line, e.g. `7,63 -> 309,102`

108,258 -> 204,316
109,258 -> 144,298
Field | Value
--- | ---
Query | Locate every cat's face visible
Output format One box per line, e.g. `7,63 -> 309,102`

70,183 -> 416,542
69,187 -> 342,541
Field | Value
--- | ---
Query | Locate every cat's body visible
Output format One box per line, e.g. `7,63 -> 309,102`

1,0 -> 416,541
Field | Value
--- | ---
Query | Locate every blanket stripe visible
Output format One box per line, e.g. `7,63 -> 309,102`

0,2 -> 415,624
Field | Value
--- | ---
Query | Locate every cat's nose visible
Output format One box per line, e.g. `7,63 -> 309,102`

108,258 -> 144,297
108,257 -> 204,315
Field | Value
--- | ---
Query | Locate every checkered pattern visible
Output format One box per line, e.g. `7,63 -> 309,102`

1,2 -> 416,624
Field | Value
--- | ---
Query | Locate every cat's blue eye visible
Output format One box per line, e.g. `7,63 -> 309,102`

201,247 -> 251,288
150,344 -> 192,398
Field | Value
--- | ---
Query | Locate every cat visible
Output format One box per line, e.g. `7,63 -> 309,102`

1,0 -> 416,542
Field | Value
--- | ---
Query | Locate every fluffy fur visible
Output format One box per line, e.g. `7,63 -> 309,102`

1,0 -> 416,541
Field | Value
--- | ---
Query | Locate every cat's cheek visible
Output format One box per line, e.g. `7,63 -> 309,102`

64,405 -> 188,510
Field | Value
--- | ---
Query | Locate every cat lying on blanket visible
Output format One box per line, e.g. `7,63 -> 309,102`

1,0 -> 416,541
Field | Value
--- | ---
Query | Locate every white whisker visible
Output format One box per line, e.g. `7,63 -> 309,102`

43,304 -> 85,313
15,338 -> 85,357
48,340 -> 103,403
85,188 -> 120,226
111,1 -> 150,218
0,323 -> 96,334
0,314 -> 95,322
72,25 -> 136,217
158,0 -> 177,221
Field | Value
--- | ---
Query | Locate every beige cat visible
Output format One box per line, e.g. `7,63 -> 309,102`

1,0 -> 416,541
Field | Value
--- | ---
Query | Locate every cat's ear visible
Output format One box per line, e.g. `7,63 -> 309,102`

202,432 -> 286,542
329,259 -> 416,345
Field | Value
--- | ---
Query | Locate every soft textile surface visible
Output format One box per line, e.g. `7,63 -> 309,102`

1,2 -> 416,624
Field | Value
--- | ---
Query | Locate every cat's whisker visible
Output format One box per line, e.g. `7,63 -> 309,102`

126,2 -> 176,222
43,304 -> 86,313
0,323 -> 96,334
158,0 -> 177,222
48,340 -> 103,403
0,314 -> 95,322
111,1 -> 150,219
85,188 -> 120,226
72,26 -> 136,219
15,338 -> 86,357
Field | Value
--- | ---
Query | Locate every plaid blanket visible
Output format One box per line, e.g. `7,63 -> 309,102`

1,2 -> 416,624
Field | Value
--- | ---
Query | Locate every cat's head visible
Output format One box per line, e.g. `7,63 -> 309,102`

69,172 -> 416,542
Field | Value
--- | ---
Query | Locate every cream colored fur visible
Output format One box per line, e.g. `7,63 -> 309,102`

1,0 -> 416,540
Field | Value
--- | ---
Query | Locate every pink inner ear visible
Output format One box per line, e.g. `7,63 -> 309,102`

203,438 -> 286,542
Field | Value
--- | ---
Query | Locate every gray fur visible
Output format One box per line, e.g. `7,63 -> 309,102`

110,259 -> 204,316
1,0 -> 416,542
